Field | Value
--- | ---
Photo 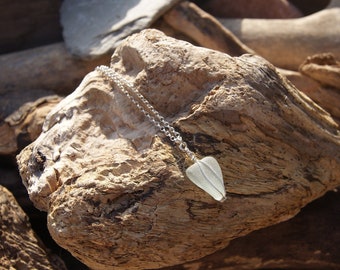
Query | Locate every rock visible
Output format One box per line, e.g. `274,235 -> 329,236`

197,0 -> 302,19
17,29 -> 340,269
0,43 -> 110,96
60,0 -> 181,58
218,8 -> 340,70
0,185 -> 66,270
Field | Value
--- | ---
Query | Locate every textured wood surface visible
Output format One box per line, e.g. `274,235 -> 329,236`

17,29 -> 340,269
0,185 -> 66,270
161,189 -> 340,269
0,95 -> 62,155
163,1 -> 255,56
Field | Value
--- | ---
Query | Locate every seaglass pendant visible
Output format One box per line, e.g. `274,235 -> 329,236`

96,65 -> 226,202
186,156 -> 226,202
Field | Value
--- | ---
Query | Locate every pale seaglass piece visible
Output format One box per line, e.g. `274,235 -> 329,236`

61,0 -> 181,58
186,157 -> 226,202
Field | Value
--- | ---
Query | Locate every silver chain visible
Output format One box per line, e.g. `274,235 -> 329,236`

95,65 -> 197,163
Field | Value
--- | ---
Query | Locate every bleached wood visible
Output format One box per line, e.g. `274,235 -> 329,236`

17,29 -> 340,269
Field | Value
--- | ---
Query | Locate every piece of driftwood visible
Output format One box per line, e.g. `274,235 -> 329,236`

17,29 -> 340,269
161,2 -> 340,124
161,1 -> 340,122
0,185 -> 66,270
299,53 -> 340,89
284,53 -> 340,123
163,1 -> 255,56
0,43 -> 109,96
218,8 -> 340,70
296,85 -> 340,124
0,95 -> 62,155
0,0 -> 62,54
278,68 -> 340,124
162,190 -> 340,269
196,0 -> 302,18
278,68 -> 322,94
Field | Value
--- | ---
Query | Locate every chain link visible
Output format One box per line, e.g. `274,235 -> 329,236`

95,65 -> 197,162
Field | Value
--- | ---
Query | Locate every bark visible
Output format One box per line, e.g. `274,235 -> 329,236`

17,29 -> 340,269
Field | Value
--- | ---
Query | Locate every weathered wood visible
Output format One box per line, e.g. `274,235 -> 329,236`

17,29 -> 340,269
0,43 -> 110,96
278,68 -> 340,124
0,185 -> 66,270
295,85 -> 340,124
278,68 -> 321,93
163,1 -> 255,56
196,0 -> 302,18
162,190 -> 340,269
161,1 -> 340,124
218,8 -> 340,70
299,53 -> 340,89
0,95 -> 62,155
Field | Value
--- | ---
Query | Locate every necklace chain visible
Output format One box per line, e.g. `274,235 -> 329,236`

96,65 -> 197,163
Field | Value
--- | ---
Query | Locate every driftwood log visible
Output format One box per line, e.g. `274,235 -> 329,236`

0,43 -> 109,96
163,1 -> 255,56
196,0 -> 303,18
0,185 -> 66,269
161,2 -> 340,124
17,29 -> 340,269
218,7 -> 340,70
163,2 -> 340,71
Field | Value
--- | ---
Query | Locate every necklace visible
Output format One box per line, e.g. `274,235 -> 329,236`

96,65 -> 226,202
